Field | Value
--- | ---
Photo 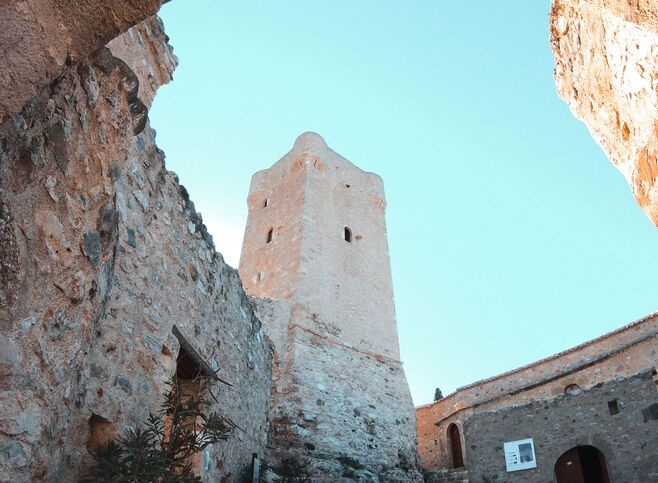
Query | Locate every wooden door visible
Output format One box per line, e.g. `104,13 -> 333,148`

555,447 -> 584,483
448,424 -> 464,468
597,450 -> 610,483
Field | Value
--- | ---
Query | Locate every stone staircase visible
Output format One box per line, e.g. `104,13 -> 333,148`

424,467 -> 469,483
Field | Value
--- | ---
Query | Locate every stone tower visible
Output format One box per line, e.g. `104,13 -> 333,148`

239,133 -> 420,480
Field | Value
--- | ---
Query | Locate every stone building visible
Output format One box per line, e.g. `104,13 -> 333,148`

416,312 -> 658,482
240,132 -> 421,481
463,371 -> 658,482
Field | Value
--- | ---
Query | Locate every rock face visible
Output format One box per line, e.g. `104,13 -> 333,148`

0,0 -> 163,123
240,133 -> 422,481
550,0 -> 658,226
0,17 -> 272,482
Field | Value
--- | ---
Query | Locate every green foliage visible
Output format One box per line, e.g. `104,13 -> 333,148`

434,387 -> 443,401
82,377 -> 230,482
276,456 -> 310,482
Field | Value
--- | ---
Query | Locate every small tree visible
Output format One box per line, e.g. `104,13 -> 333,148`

82,376 -> 230,482
433,387 -> 443,401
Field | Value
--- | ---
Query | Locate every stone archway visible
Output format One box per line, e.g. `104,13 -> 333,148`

554,445 -> 610,483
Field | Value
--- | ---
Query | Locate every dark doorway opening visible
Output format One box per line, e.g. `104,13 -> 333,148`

447,423 -> 464,469
555,445 -> 610,483
170,326 -> 219,475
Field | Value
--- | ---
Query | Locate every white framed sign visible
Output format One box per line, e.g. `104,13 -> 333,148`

504,438 -> 537,472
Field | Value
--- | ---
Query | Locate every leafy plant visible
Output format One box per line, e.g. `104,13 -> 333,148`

276,456 -> 310,482
82,376 -> 230,482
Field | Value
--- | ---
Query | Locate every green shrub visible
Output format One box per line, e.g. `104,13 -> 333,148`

82,377 -> 230,482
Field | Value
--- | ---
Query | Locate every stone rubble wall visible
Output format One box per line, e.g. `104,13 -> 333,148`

0,17 -> 272,483
249,296 -> 291,364
253,295 -> 422,481
463,370 -> 658,482
423,468 -> 469,483
417,313 -> 658,470
550,0 -> 658,225
267,325 -> 421,482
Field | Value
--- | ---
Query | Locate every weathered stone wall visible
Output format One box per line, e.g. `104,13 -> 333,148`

268,326 -> 420,481
550,0 -> 658,226
0,17 -> 272,482
240,133 -> 421,481
249,296 -> 291,366
463,370 -> 658,482
417,312 -> 658,471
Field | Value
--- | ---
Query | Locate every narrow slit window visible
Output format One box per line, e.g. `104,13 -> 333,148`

266,228 -> 273,244
344,226 -> 352,243
608,399 -> 620,415
257,272 -> 264,282
262,198 -> 269,208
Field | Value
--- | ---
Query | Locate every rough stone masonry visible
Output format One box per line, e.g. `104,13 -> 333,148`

0,16 -> 272,482
464,371 -> 658,482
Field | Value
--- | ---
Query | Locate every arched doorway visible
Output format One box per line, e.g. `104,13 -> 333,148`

447,423 -> 464,468
555,445 -> 610,483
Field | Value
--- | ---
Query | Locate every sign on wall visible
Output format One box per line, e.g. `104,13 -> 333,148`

504,438 -> 537,472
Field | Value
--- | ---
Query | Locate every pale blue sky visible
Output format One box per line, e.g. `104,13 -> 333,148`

149,1 -> 658,405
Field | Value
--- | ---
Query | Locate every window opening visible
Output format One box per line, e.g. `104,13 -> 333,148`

262,198 -> 269,208
564,384 -> 581,395
266,228 -> 273,244
608,399 -> 619,415
344,226 -> 352,243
